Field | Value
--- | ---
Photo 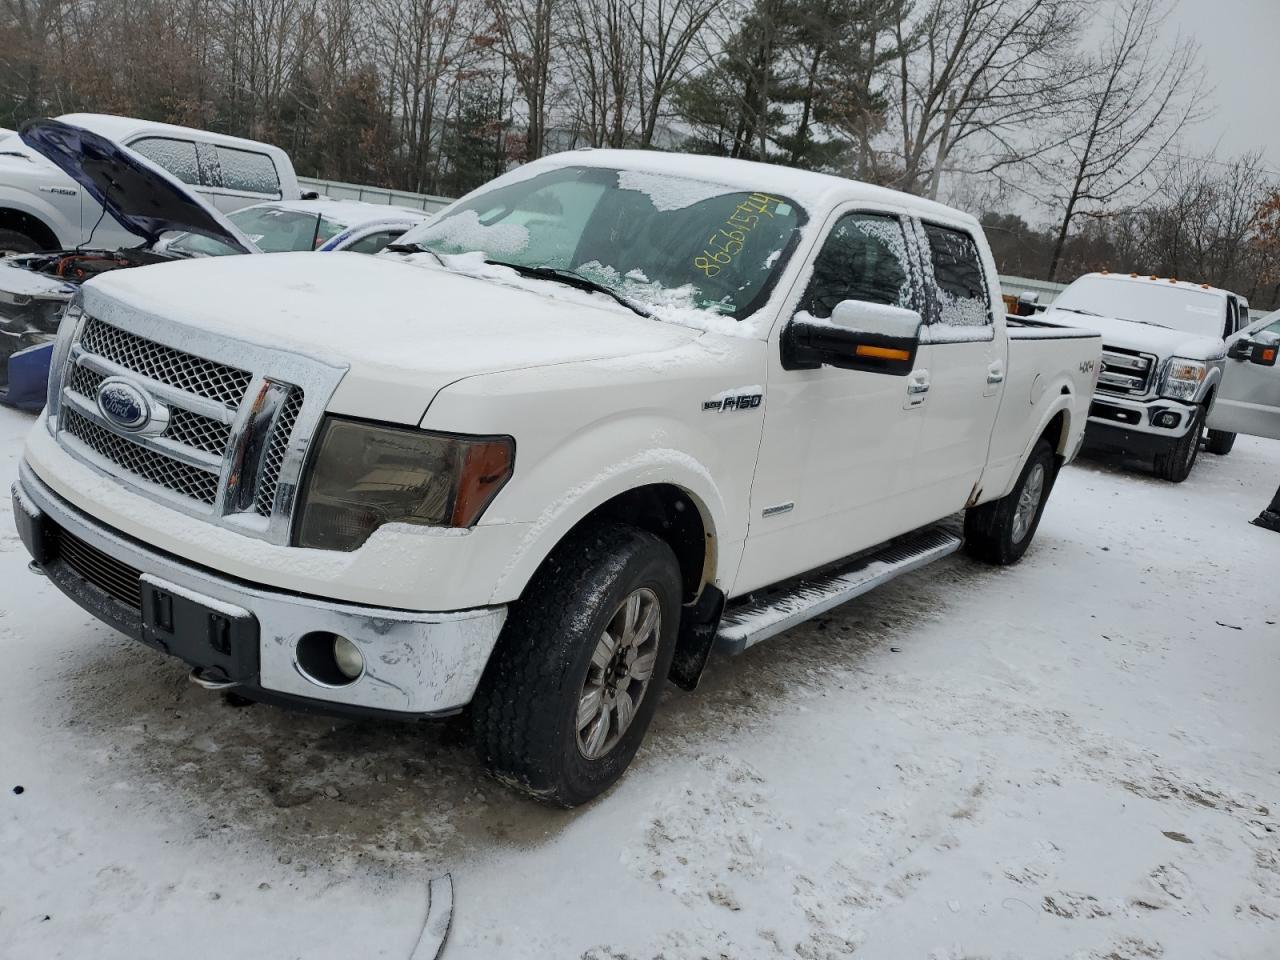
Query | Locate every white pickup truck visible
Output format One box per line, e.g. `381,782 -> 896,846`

1039,272 -> 1253,481
13,152 -> 1100,805
0,113 -> 299,255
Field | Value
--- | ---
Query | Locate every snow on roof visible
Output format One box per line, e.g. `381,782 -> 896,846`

56,113 -> 289,158
527,149 -> 981,228
1074,271 -> 1241,301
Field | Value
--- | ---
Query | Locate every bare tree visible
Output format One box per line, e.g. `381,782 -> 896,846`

563,0 -> 636,146
884,0 -> 1087,198
488,0 -> 557,158
628,0 -> 723,148
1043,0 -> 1206,280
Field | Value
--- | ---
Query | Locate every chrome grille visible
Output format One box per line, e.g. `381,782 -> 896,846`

1097,347 -> 1155,396
62,406 -> 221,504
79,316 -> 252,408
51,307 -> 342,543
167,408 -> 232,455
254,387 -> 304,517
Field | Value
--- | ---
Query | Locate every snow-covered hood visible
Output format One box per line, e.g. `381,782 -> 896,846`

81,251 -> 702,422
1039,307 -> 1223,360
18,119 -> 256,253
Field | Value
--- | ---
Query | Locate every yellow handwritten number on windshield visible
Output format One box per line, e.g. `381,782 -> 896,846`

693,193 -> 783,278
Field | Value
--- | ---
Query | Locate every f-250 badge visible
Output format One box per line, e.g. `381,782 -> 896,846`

703,392 -> 763,412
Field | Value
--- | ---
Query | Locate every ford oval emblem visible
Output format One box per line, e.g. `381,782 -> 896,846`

96,378 -> 152,431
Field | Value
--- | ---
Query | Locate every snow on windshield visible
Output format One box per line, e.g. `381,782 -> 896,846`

1056,276 -> 1225,337
394,166 -> 807,331
411,209 -> 530,258
616,170 -> 733,211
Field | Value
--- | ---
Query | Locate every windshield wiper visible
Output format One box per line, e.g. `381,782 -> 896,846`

486,260 -> 653,319
386,241 -> 447,268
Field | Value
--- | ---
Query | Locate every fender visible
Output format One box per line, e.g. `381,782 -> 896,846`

0,181 -> 79,247
483,418 -> 734,606
996,388 -> 1076,500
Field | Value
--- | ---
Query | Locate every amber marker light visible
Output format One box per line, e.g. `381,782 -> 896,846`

855,345 -> 911,361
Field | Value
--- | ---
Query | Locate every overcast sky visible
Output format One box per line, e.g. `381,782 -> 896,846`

1169,0 -> 1279,172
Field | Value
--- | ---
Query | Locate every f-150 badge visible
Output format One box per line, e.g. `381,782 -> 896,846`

703,388 -> 763,412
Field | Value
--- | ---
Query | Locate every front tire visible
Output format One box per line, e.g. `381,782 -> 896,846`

0,229 -> 41,256
1205,428 -> 1236,455
470,521 -> 681,807
964,440 -> 1056,566
1153,405 -> 1205,482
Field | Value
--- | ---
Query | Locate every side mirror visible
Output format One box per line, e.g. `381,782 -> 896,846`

1230,331 -> 1280,366
784,300 -> 922,375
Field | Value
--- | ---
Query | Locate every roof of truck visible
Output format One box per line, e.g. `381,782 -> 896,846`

1075,271 -> 1245,302
527,149 -> 981,228
249,198 -> 428,225
55,113 -> 290,158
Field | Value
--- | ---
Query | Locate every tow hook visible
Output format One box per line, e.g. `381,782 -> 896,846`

27,560 -> 46,578
188,666 -> 237,691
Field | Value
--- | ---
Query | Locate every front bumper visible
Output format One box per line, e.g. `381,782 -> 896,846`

1086,393 -> 1198,442
14,461 -> 506,717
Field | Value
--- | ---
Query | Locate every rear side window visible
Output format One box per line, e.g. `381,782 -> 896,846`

797,212 -> 915,319
923,223 -> 991,333
130,137 -> 200,185
215,146 -> 281,197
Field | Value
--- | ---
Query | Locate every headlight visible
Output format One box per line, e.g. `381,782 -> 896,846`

295,417 -> 514,551
1160,357 -> 1207,401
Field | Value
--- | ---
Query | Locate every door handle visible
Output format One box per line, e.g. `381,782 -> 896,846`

904,370 -> 930,409
986,362 -> 1005,384
907,381 -> 931,395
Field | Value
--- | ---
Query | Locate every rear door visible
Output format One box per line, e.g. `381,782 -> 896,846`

909,220 -> 1005,516
1209,313 -> 1280,440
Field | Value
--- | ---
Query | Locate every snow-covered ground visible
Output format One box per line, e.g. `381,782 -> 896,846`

1,403 -> 1277,960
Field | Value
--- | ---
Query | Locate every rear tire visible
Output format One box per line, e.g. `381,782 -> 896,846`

1205,428 -> 1236,455
964,440 -> 1056,566
1153,404 -> 1205,482
0,229 -> 41,256
470,521 -> 681,807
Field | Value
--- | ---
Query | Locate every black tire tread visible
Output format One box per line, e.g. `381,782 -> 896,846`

1153,405 -> 1205,482
964,440 -> 1055,566
470,521 -> 677,805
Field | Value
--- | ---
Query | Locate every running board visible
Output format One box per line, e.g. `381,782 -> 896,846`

715,527 -> 962,655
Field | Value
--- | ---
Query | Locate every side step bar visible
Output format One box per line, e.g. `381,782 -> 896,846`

715,527 -> 962,655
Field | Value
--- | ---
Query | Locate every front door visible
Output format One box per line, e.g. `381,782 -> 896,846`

1210,314 -> 1280,440
734,208 -> 932,596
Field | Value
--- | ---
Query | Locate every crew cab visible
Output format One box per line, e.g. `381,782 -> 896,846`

1039,272 -> 1252,481
12,152 -> 1100,805
0,112 -> 299,255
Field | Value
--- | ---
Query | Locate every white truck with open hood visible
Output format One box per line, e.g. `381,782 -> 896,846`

13,152 -> 1100,805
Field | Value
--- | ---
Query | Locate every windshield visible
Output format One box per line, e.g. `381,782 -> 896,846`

167,206 -> 347,257
392,165 -> 807,321
1055,276 -> 1225,338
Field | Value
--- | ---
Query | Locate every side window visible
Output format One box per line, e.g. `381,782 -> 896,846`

343,229 -> 405,255
922,223 -> 992,331
1226,297 -> 1239,338
797,212 -> 914,320
215,146 -> 282,198
129,137 -> 200,185
315,216 -> 347,248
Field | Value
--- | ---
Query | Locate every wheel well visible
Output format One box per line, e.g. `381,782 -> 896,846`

0,208 -> 58,250
1040,409 -> 1068,460
568,484 -> 712,603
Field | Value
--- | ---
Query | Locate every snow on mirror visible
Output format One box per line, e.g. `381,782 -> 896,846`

830,300 -> 922,338
392,165 -> 808,323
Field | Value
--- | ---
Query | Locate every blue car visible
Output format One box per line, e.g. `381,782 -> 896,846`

0,118 -> 427,411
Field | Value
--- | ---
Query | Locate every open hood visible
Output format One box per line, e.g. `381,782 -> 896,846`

18,119 -> 258,253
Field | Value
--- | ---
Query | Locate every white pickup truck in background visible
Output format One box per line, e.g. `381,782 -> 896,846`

1038,272 -> 1253,481
0,113 -> 300,255
13,152 -> 1100,805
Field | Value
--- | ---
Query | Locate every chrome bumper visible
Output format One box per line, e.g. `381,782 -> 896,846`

15,460 -> 506,716
1087,393 -> 1198,439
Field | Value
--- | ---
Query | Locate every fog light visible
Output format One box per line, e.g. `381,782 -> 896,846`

333,636 -> 364,680
296,631 -> 363,686
1154,411 -> 1180,428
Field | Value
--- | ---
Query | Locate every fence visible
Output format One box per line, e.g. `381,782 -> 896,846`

297,176 -> 453,213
